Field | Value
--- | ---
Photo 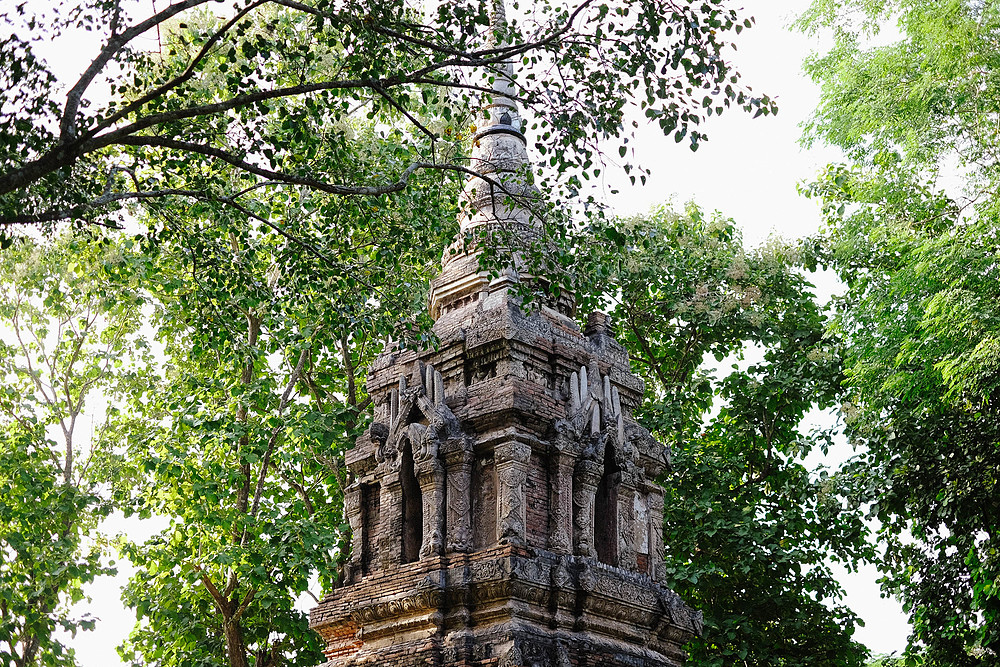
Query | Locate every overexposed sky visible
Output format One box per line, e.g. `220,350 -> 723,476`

25,0 -> 911,663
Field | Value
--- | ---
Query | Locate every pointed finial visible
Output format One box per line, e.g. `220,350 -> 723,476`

427,0 -> 543,320
459,0 -> 535,237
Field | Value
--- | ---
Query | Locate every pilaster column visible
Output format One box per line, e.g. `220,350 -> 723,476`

495,440 -> 531,545
548,451 -> 574,554
445,449 -> 474,553
344,482 -> 364,573
647,484 -> 666,581
617,471 -> 640,570
573,459 -> 601,558
634,484 -> 652,573
417,459 -> 446,558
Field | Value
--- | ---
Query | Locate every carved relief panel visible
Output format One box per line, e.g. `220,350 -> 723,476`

557,363 -> 669,575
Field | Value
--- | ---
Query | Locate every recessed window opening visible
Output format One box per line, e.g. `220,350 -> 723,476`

595,442 -> 620,566
400,439 -> 423,563
360,483 -> 380,576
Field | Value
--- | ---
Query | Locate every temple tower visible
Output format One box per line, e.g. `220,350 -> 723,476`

308,8 -> 702,664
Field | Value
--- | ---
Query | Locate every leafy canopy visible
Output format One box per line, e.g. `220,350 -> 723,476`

574,204 -> 871,667
0,234 -> 144,667
1,0 -> 774,240
799,0 -> 1000,664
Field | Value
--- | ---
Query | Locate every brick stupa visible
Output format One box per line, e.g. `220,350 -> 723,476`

308,7 -> 702,663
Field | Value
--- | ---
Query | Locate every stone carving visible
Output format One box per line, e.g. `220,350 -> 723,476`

349,576 -> 445,625
578,561 -> 598,593
634,492 -> 650,557
626,418 -> 671,479
561,363 -> 625,443
647,484 -> 667,582
498,641 -> 524,667
418,465 -> 445,559
367,363 -> 476,564
547,453 -> 573,553
555,640 -> 572,667
470,558 -> 507,582
344,485 -> 363,569
446,450 -> 474,553
573,459 -> 601,558
496,440 -> 531,544
617,486 -> 639,570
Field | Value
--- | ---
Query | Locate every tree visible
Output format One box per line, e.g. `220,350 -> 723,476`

573,204 -> 871,667
799,1 -> 1000,664
0,233 -> 145,666
867,656 -> 906,667
1,0 -> 774,238
97,135 -> 456,666
0,2 -> 787,663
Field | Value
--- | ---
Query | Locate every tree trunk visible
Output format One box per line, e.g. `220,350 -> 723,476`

223,615 -> 250,667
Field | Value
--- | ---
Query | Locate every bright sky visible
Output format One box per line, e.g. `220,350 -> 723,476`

27,0 -> 912,663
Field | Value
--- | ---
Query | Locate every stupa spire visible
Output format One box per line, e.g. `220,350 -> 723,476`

460,0 -> 533,237
428,0 -> 543,320
309,4 -> 701,664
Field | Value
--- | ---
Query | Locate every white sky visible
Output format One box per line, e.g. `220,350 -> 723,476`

25,0 -> 912,663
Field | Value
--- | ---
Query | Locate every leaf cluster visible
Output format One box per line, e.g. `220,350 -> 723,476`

799,1 -> 1000,663
0,0 -> 774,245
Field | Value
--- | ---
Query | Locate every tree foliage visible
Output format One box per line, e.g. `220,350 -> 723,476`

1,0 -> 774,237
575,204 -> 870,667
0,423 -> 108,667
0,1 -> 791,664
0,234 -> 144,666
97,141 -> 456,666
799,1 -> 1000,664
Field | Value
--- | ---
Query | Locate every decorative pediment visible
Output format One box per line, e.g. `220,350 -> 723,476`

374,363 -> 468,476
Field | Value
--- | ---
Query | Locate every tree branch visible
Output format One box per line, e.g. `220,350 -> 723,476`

192,564 -> 229,615
1,160 -> 520,229
61,0 -> 217,141
249,346 -> 310,519
87,0 -> 275,139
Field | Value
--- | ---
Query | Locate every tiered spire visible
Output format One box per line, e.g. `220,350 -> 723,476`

309,5 -> 702,665
459,0 -> 533,236
428,0 -> 541,320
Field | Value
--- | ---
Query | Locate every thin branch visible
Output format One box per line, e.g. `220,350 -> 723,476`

11,310 -> 58,409
0,188 -> 199,226
249,346 -> 310,519
86,3 -> 579,147
216,196 -> 334,265
232,585 -> 257,623
339,330 -> 357,408
1,160 -> 522,229
192,564 -> 229,614
623,307 -> 675,393
368,81 -> 437,145
61,0 -> 217,141
277,468 -> 315,516
87,0 -> 274,138
110,135 -> 403,196
90,78 -> 376,147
